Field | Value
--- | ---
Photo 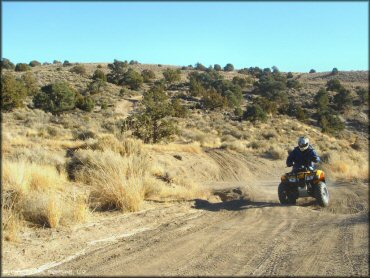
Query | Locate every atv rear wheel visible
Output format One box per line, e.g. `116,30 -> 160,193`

314,182 -> 330,207
278,183 -> 296,205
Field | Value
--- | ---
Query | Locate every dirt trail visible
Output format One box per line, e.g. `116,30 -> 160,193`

4,176 -> 368,276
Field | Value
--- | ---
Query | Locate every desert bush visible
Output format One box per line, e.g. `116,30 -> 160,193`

264,145 -> 286,160
22,72 -> 40,96
33,82 -> 76,114
326,79 -> 342,92
76,94 -> 95,112
243,104 -> 267,122
107,59 -> 128,84
121,68 -> 143,90
88,79 -> 106,94
124,85 -> 178,143
29,60 -> 41,67
333,88 -> 353,111
171,98 -> 188,118
92,69 -> 107,81
213,64 -> 222,71
331,67 -> 339,75
315,88 -> 330,110
286,79 -> 301,89
195,62 -> 207,71
15,63 -> 30,72
70,149 -> 149,211
201,89 -> 228,110
355,87 -> 368,104
272,66 -> 280,73
1,58 -> 15,70
163,68 -> 181,84
254,97 -> 277,115
309,69 -> 316,73
141,69 -> 156,83
3,159 -> 88,228
63,60 -> 72,67
224,63 -> 234,72
70,64 -> 87,75
318,109 -> 345,134
53,60 -> 61,64
1,73 -> 28,111
232,76 -> 248,88
287,72 -> 294,78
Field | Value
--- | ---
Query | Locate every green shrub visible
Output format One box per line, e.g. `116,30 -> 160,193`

29,60 -> 41,67
213,64 -> 222,71
76,94 -> 95,112
121,68 -> 143,90
97,64 -> 103,68
232,76 -> 248,88
141,69 -> 156,83
163,68 -> 181,84
195,62 -> 207,71
1,74 -> 28,111
1,58 -> 15,70
70,65 -> 87,75
318,109 -> 344,134
333,88 -> 353,111
15,63 -> 30,72
234,106 -> 243,117
331,68 -> 339,75
88,79 -> 106,94
309,69 -> 316,73
53,60 -> 61,64
124,85 -> 178,143
129,60 -> 139,65
326,79 -> 342,92
355,87 -> 368,104
254,97 -> 277,115
107,59 -> 128,84
286,72 -> 294,78
272,66 -> 279,73
286,79 -> 301,89
22,72 -> 39,96
33,82 -> 76,114
171,98 -> 188,118
63,60 -> 72,67
314,88 -> 330,110
224,63 -> 234,72
92,69 -> 107,81
202,89 -> 228,110
243,104 -> 267,122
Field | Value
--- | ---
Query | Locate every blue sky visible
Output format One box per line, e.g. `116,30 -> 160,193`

2,1 -> 368,72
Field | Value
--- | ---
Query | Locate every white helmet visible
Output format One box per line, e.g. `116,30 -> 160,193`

298,136 -> 309,151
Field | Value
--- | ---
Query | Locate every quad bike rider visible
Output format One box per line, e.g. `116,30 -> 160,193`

278,136 -> 330,207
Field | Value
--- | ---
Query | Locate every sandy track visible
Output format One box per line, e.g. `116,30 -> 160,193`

23,179 -> 368,277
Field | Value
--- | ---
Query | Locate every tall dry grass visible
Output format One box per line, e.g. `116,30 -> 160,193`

2,159 -> 89,235
72,149 -> 149,212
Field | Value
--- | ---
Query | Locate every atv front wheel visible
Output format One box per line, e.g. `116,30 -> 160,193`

314,182 -> 330,207
278,183 -> 296,205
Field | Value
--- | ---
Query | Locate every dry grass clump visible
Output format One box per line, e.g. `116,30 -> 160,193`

263,145 -> 287,160
261,130 -> 278,140
221,140 -> 247,153
2,159 -> 89,231
145,142 -> 202,154
3,209 -> 23,242
90,134 -> 143,156
70,149 -> 149,212
321,150 -> 368,181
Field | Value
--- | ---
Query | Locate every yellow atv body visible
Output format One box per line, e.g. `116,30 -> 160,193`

278,169 -> 329,207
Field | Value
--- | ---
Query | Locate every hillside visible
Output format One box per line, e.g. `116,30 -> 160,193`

2,61 -> 369,276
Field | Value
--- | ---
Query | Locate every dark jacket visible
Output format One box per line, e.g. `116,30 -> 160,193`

286,145 -> 320,171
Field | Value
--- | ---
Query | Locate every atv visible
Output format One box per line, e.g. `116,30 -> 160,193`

278,166 -> 329,207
